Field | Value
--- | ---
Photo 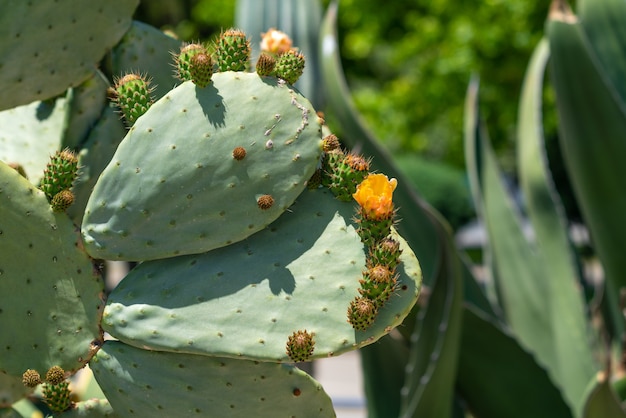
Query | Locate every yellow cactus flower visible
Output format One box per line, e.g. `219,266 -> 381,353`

353,174 -> 397,220
260,28 -> 293,55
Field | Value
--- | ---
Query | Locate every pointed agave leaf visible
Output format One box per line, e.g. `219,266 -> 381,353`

577,0 -> 626,107
465,76 -> 558,375
360,333 -> 410,418
457,306 -> 571,417
399,228 -> 463,418
548,6 -> 626,341
517,37 -> 596,411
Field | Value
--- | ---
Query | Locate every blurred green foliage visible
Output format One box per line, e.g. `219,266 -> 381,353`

335,0 -> 551,169
135,0 -> 551,171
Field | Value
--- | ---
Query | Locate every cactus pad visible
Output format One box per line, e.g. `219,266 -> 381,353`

111,20 -> 183,101
82,73 -> 323,261
62,70 -> 111,151
101,188 -> 421,360
0,161 -> 105,377
90,340 -> 335,417
66,107 -> 127,226
0,95 -> 69,184
0,0 -> 138,110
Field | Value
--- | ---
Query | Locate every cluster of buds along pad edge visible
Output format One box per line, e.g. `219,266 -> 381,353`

317,132 -> 402,331
258,28 -> 305,84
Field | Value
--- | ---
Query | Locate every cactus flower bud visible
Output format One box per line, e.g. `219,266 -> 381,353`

256,53 -> 277,76
51,189 -> 75,212
40,149 -> 79,201
113,73 -> 154,125
286,330 -> 315,362
215,29 -> 251,72
176,43 -> 208,82
347,296 -> 379,331
45,366 -> 66,385
22,369 -> 41,387
189,52 -> 213,88
275,50 -> 305,85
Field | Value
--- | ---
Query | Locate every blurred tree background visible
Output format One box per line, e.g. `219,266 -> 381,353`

132,0 -> 555,229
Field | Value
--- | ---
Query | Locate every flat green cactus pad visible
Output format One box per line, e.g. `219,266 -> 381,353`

0,161 -> 104,377
82,73 -> 323,261
90,340 -> 335,417
0,373 -> 33,408
102,188 -> 421,361
63,70 -> 111,151
111,21 -> 183,100
0,95 -> 69,184
67,107 -> 127,226
0,0 -> 138,111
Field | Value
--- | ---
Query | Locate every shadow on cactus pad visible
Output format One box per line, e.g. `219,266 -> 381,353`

102,188 -> 421,361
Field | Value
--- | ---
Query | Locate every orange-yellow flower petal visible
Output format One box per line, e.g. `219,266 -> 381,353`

353,174 -> 397,220
260,28 -> 293,55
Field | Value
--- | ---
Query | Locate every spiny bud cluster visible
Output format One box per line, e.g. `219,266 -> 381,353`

286,330 -> 315,362
113,73 -> 154,125
215,29 -> 251,72
255,28 -> 305,84
320,140 -> 370,202
40,149 -> 78,212
175,43 -> 213,87
274,50 -> 305,85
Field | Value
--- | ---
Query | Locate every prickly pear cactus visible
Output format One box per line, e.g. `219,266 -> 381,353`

0,0 -> 138,111
82,73 -> 324,261
0,161 -> 104,377
0,16 -> 422,417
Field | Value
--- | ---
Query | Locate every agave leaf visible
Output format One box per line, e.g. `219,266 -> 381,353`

548,5 -> 626,341
517,37 -> 596,412
399,225 -> 463,418
457,306 -> 572,417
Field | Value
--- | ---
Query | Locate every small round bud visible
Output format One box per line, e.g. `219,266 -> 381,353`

347,297 -> 379,331
22,369 -> 41,387
257,194 -> 274,210
51,189 -> 75,212
275,50 -> 305,84
322,134 -> 341,153
344,153 -> 370,172
286,330 -> 315,362
233,146 -> 247,160
256,53 -> 276,76
176,43 -> 207,81
45,366 -> 65,385
190,52 -> 213,88
215,29 -> 251,72
113,73 -> 154,125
